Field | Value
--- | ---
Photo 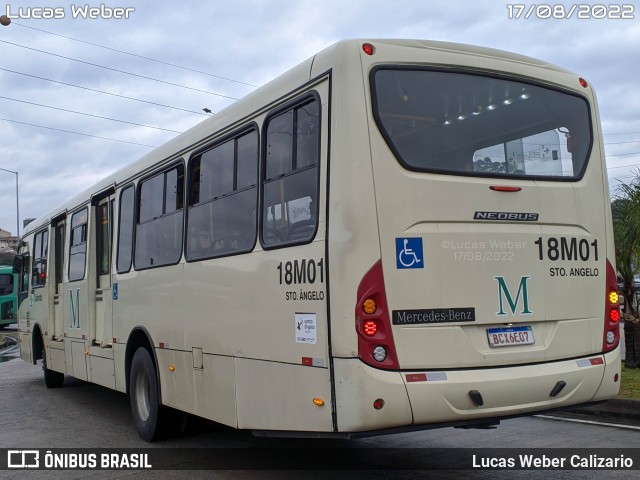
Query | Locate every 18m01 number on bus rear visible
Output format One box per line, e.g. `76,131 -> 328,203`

534,237 -> 598,262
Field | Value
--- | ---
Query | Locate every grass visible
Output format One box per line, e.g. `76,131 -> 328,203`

619,363 -> 640,399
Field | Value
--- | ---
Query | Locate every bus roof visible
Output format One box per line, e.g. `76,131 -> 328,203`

22,38 -> 572,236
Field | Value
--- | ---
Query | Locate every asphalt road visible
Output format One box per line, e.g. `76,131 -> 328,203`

0,346 -> 639,480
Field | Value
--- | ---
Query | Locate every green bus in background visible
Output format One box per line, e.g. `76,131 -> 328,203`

0,265 -> 17,328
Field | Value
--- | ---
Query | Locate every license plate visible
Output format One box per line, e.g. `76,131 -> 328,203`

487,326 -> 534,348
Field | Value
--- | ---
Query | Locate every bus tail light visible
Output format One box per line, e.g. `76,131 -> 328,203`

603,260 -> 620,353
363,320 -> 377,336
355,260 -> 399,369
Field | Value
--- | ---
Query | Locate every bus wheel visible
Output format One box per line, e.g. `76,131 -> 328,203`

129,347 -> 161,441
41,341 -> 64,388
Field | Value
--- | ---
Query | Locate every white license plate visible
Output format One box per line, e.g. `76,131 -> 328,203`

487,326 -> 534,348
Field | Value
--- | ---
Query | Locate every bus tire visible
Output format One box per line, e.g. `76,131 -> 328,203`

129,347 -> 162,442
166,407 -> 190,436
43,353 -> 64,388
40,335 -> 64,388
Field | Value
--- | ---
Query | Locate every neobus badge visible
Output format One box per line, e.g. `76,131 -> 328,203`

474,211 -> 539,221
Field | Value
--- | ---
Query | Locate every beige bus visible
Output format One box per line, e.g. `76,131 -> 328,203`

15,39 -> 621,441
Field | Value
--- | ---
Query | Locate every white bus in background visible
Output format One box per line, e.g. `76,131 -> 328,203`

15,39 -> 620,441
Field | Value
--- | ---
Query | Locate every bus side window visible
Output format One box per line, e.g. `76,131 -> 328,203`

69,208 -> 88,281
134,166 -> 184,269
0,272 -> 13,296
261,97 -> 320,247
186,128 -> 258,261
117,185 -> 135,273
31,229 -> 49,287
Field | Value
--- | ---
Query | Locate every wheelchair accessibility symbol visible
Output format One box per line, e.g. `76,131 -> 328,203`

396,238 -> 424,269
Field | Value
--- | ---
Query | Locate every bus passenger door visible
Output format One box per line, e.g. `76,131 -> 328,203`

93,196 -> 114,349
63,207 -> 90,380
51,218 -> 66,341
16,248 -> 31,363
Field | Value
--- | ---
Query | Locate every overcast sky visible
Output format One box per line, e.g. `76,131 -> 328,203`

0,0 -> 639,236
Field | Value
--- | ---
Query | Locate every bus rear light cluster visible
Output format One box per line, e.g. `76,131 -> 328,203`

603,260 -> 621,352
355,260 -> 399,369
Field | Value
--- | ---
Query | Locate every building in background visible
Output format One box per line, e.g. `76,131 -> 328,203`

0,228 -> 18,252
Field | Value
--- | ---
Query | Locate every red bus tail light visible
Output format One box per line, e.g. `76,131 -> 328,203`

355,260 -> 399,369
603,260 -> 620,353
363,320 -> 377,336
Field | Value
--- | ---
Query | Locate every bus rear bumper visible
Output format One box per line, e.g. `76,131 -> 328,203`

334,348 -> 620,432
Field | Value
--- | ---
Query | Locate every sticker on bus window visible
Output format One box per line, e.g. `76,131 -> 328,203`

396,238 -> 424,269
295,312 -> 317,344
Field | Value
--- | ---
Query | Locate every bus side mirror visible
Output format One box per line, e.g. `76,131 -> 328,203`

12,255 -> 23,275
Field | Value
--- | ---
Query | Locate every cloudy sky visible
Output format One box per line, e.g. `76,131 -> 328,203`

0,0 -> 638,236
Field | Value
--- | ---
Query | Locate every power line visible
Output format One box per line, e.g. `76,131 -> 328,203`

11,21 -> 259,88
606,152 -> 640,157
0,117 -> 158,147
0,95 -> 183,133
607,163 -> 640,170
605,140 -> 640,145
0,67 -> 209,116
0,39 -> 240,100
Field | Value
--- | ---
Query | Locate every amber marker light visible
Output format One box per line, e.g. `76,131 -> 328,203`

169,364 -> 176,372
363,298 -> 377,314
313,398 -> 325,407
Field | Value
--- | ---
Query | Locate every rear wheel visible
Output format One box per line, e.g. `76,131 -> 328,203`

41,338 -> 64,388
129,347 -> 161,441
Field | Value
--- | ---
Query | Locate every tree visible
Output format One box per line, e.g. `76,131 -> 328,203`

613,176 -> 640,368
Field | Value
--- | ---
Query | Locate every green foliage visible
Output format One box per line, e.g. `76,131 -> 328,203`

613,174 -> 640,317
619,363 -> 640,398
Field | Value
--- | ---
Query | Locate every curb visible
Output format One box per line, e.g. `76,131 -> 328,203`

568,398 -> 640,420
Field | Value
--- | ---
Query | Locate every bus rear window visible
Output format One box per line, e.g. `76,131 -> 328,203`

371,68 -> 592,179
